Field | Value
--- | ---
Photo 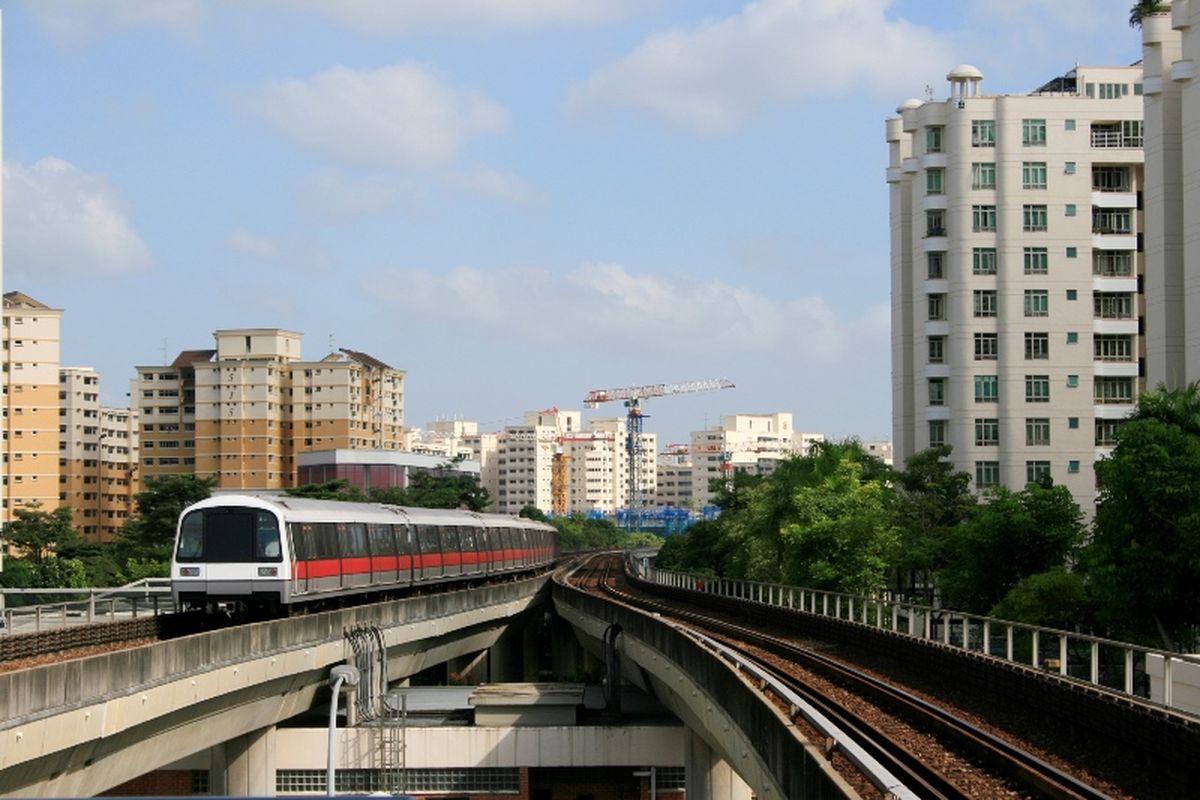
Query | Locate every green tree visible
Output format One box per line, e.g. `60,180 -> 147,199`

3,504 -> 79,565
938,481 -> 1085,614
891,446 -> 976,601
990,568 -> 1092,630
518,505 -> 549,522
286,479 -> 366,501
1130,0 -> 1170,28
778,456 -> 901,594
371,469 -> 491,511
118,474 -> 216,564
1089,383 -> 1200,650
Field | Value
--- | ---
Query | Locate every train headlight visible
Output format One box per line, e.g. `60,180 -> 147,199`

258,567 -> 279,577
179,567 -> 200,577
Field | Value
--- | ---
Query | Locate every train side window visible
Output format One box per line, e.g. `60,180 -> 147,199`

368,524 -> 393,557
461,527 -> 475,551
255,511 -> 282,561
418,525 -> 440,553
316,523 -> 340,559
289,523 -> 310,560
344,523 -> 368,557
395,525 -> 412,555
177,511 -> 204,560
442,526 -> 461,553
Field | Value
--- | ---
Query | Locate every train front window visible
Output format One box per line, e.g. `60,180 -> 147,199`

176,507 -> 283,563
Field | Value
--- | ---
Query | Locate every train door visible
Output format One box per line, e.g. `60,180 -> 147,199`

341,523 -> 370,590
416,525 -> 443,582
368,524 -> 395,587
290,522 -> 313,597
459,527 -> 477,576
396,524 -> 414,587
442,527 -> 463,577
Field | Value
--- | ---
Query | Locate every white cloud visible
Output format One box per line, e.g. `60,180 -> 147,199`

223,230 -> 334,273
27,0 -> 205,47
368,262 -> 873,362
294,170 -> 415,219
274,0 -> 646,34
567,0 -> 953,134
5,158 -> 153,277
249,64 -> 508,168
444,168 -> 544,204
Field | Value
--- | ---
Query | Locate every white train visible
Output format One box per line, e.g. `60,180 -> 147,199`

171,494 -> 559,613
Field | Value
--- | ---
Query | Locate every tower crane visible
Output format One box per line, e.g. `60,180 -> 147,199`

583,378 -> 735,530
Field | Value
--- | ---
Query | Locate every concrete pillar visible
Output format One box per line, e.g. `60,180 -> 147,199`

488,628 -> 526,683
222,725 -> 276,797
550,614 -> 588,680
522,617 -> 541,681
685,730 -> 752,800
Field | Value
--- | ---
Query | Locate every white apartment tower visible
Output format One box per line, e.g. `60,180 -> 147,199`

1142,3 -> 1200,387
888,64 -> 1145,507
689,413 -> 824,510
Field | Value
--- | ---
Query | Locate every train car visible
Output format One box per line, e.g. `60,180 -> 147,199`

171,493 -> 558,613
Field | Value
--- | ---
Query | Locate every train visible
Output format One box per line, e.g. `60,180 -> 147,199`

170,493 -> 559,614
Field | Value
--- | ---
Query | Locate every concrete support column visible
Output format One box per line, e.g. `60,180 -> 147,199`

488,626 -> 528,683
221,725 -> 276,797
550,614 -> 589,680
685,730 -> 752,800
522,616 -> 542,681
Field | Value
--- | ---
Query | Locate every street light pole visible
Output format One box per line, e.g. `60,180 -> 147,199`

327,664 -> 360,796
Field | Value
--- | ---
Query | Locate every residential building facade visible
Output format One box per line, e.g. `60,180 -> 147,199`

689,413 -> 824,509
3,292 -> 62,521
1142,4 -> 1200,387
888,64 -> 1145,507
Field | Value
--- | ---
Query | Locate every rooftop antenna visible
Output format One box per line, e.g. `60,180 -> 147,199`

161,338 -> 168,364
328,333 -> 334,352
925,84 -> 934,101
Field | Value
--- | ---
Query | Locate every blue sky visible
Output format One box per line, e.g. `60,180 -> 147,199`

2,0 -> 1143,447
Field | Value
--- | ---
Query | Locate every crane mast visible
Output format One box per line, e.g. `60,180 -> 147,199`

582,378 -> 734,530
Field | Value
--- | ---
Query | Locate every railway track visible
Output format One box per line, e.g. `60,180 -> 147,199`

571,553 -> 1111,800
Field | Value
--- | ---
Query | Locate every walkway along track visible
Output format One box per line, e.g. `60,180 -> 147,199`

578,554 -> 1112,800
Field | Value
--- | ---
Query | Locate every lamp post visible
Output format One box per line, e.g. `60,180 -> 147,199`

327,664 -> 360,796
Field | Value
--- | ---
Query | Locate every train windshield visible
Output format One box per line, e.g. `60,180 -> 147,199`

176,507 -> 283,563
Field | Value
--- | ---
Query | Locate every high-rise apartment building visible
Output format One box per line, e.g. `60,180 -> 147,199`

134,330 -> 405,490
494,408 -> 580,515
3,292 -> 62,521
59,367 -> 139,541
689,413 -> 823,509
1142,3 -> 1200,386
561,417 -> 656,516
888,64 -> 1145,507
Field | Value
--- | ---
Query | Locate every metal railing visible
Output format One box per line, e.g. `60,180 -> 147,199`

633,562 -> 1200,716
0,578 -> 175,635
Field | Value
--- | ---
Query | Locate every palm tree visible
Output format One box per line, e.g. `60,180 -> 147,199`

1130,0 -> 1171,28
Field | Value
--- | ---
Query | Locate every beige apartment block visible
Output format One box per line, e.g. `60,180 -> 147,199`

654,445 -> 695,509
60,368 -> 139,542
58,368 -> 138,541
560,417 -> 656,516
137,330 -> 404,491
495,408 -> 580,515
1142,3 -> 1200,386
3,292 -> 62,522
888,64 -> 1145,509
689,413 -> 824,509
407,419 -> 481,461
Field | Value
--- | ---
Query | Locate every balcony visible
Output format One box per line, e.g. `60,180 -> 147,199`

1091,123 -> 1143,148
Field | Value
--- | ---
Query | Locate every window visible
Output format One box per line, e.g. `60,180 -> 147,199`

1066,204 -> 1077,217
929,420 -> 946,447
1095,334 -> 1133,361
1065,119 -> 1076,131
1068,460 -> 1081,474
974,332 -> 998,360
1069,417 -> 1080,429
1067,374 -> 1079,387
1066,331 -> 1079,344
1024,290 -> 1049,317
926,168 -> 944,194
973,290 -> 998,317
1095,418 -> 1123,445
929,378 -> 946,406
1095,376 -> 1134,404
1022,161 -> 1047,189
972,119 -> 996,147
1065,161 -> 1077,174
928,293 -> 946,321
1098,82 -> 1127,99
1066,246 -> 1078,258
1094,250 -> 1132,276
974,374 -> 998,403
1025,332 -> 1050,359
975,418 -> 1000,446
926,209 -> 946,237
928,251 -> 945,279
1026,374 -> 1050,402
1093,166 -> 1130,192
971,162 -> 996,189
1023,204 -> 1048,231
1093,207 -> 1132,234
1024,247 -> 1049,275
972,248 -> 997,275
1066,289 -> 1077,301
926,125 -> 943,153
1026,418 -> 1051,446
972,205 -> 997,232
928,336 -> 945,363
1026,461 -> 1051,485
1094,292 -> 1134,319
1023,118 -> 1047,145
975,461 -> 1000,488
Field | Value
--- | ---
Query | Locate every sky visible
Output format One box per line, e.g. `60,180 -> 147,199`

1,0 -> 1145,448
